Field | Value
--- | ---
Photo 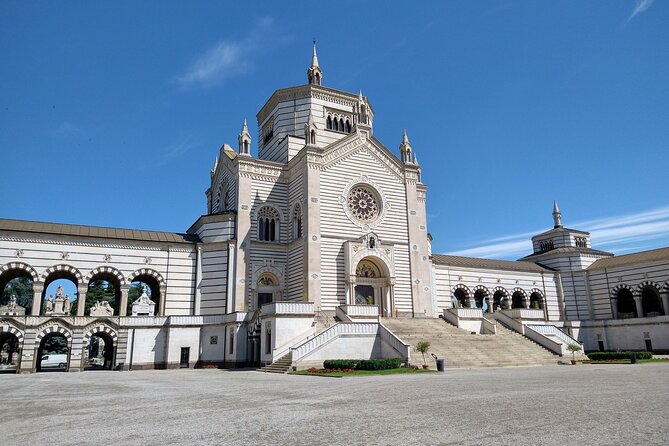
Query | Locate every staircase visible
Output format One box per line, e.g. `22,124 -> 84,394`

381,317 -> 558,368
257,353 -> 293,374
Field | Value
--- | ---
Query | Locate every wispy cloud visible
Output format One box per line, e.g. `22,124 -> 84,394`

626,0 -> 655,24
445,206 -> 669,259
163,136 -> 199,160
176,17 -> 286,88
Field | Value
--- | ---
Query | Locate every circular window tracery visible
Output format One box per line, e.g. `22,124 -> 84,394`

347,186 -> 380,222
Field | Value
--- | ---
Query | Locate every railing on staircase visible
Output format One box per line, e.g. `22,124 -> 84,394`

378,323 -> 411,361
247,309 -> 261,337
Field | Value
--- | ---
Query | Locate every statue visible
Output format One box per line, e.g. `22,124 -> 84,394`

63,296 -> 71,314
451,295 -> 459,308
90,300 -> 114,317
45,295 -> 54,312
482,298 -> 488,313
56,285 -> 64,299
8,295 -> 16,311
132,284 -> 156,316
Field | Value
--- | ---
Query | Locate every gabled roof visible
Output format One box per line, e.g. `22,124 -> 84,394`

432,254 -> 553,273
0,218 -> 199,245
587,246 -> 669,270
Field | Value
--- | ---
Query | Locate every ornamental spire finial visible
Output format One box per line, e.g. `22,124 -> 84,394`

552,200 -> 563,228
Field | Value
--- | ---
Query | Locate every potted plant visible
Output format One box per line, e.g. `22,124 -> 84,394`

566,343 -> 581,365
415,341 -> 431,369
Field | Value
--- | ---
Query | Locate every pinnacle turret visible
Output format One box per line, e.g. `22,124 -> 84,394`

238,118 -> 251,156
399,129 -> 413,164
552,200 -> 563,228
307,41 -> 323,86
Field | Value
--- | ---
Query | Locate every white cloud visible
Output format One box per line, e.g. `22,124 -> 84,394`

176,17 -> 282,88
444,206 -> 669,259
627,0 -> 655,24
163,136 -> 199,160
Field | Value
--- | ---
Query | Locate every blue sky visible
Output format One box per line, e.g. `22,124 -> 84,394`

1,0 -> 668,268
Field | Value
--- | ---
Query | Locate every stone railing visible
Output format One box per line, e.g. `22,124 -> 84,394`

527,324 -> 579,346
481,317 -> 497,335
261,302 -> 315,316
501,309 -> 545,320
524,325 -> 567,356
378,323 -> 411,361
339,304 -> 379,317
119,316 -> 169,326
291,323 -> 378,361
449,308 -> 484,319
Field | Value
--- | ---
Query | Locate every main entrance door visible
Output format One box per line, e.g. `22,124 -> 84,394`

258,293 -> 272,307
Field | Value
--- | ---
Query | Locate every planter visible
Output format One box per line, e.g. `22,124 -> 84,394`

570,360 -> 577,365
422,364 -> 429,369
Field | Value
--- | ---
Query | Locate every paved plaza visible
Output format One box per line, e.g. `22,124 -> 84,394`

2,364 -> 668,445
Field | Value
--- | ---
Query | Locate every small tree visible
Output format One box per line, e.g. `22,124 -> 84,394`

415,341 -> 431,366
567,343 -> 581,363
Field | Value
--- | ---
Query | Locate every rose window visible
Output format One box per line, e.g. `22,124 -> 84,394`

347,186 -> 380,222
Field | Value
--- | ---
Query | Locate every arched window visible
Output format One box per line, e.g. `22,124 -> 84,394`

326,116 -> 332,130
641,285 -> 664,316
310,130 -> 316,144
616,288 -> 636,318
257,207 -> 279,242
292,204 -> 303,240
339,118 -> 345,132
530,292 -> 543,309
345,119 -> 352,133
333,117 -> 339,132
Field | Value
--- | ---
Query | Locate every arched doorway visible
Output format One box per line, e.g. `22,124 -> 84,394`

42,265 -> 82,315
453,288 -> 469,308
352,257 -> 394,316
37,332 -> 69,372
473,289 -> 488,311
529,292 -> 544,310
616,288 -> 636,318
1,266 -> 35,314
129,277 -> 161,315
256,273 -> 280,309
87,272 -> 122,316
0,332 -> 21,374
493,289 -> 508,311
84,332 -> 115,371
641,285 -> 664,316
511,290 -> 526,309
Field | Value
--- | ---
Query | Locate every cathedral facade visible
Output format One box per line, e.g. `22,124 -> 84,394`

1,47 -> 668,373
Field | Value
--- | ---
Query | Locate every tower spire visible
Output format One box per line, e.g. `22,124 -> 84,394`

399,129 -> 413,164
307,41 -> 323,86
552,200 -> 563,228
238,118 -> 251,156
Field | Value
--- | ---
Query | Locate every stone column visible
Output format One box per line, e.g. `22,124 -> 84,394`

633,295 -> 644,318
660,291 -> 669,316
523,297 -> 530,309
159,285 -> 167,316
119,285 -> 130,317
31,282 -> 44,316
610,297 -> 618,319
485,296 -> 493,313
77,285 -> 87,317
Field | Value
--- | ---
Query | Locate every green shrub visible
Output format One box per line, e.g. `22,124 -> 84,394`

322,358 -> 402,371
323,359 -> 359,370
587,351 -> 653,361
356,358 -> 402,370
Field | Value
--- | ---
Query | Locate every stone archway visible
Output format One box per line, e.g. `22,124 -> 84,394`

349,256 -> 394,317
35,324 -> 72,372
82,325 -> 118,371
0,323 -> 23,373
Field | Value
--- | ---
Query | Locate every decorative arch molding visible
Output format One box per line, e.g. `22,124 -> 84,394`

635,280 -> 661,296
529,288 -> 545,299
0,261 -> 39,282
511,287 -> 527,297
492,286 -> 509,296
472,285 -> 490,296
0,321 -> 24,342
251,265 -> 284,291
349,250 -> 395,278
127,268 -> 165,285
663,281 -> 669,293
452,284 -> 471,297
82,324 -> 118,346
86,266 -> 126,285
42,264 -> 83,282
35,323 -> 73,344
610,283 -> 634,298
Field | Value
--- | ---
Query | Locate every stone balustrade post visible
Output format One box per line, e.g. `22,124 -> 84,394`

31,282 -> 44,316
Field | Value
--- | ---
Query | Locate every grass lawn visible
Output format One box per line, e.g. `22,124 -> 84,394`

582,358 -> 669,365
290,368 -> 437,377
